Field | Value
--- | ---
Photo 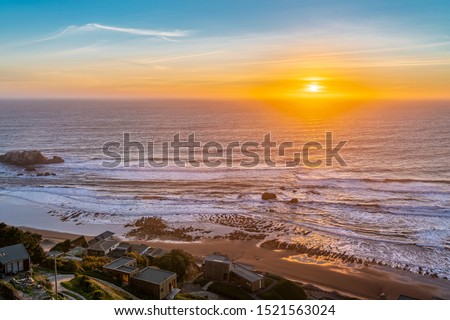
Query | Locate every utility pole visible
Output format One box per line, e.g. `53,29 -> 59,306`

50,251 -> 61,300
54,253 -> 57,299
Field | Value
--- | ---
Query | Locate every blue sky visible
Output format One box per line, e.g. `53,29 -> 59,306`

1,0 -> 449,98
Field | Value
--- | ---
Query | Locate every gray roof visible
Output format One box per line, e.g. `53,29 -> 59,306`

132,267 -> 176,284
103,256 -> 135,270
130,244 -> 149,254
205,254 -> 230,263
117,266 -> 138,273
89,239 -> 119,252
231,263 -> 263,283
146,247 -> 166,258
0,244 -> 30,265
95,231 -> 115,241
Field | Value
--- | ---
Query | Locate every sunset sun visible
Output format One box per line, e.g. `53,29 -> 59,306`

305,82 -> 322,93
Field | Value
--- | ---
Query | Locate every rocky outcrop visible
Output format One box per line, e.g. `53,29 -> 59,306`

262,192 -> 277,200
288,198 -> 299,204
0,150 -> 64,166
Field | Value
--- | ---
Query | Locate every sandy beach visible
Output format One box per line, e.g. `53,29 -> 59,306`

1,194 -> 449,300
18,226 -> 450,300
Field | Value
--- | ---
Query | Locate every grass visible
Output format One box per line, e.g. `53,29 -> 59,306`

257,278 -> 307,300
82,270 -> 122,286
193,276 -> 210,287
208,282 -> 253,300
174,293 -> 207,300
61,290 -> 82,300
61,275 -> 133,300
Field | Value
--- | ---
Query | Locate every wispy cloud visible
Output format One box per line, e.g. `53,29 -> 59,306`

131,51 -> 224,65
32,23 -> 189,43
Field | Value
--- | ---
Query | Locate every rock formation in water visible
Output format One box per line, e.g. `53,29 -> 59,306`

0,150 -> 64,166
261,192 -> 277,200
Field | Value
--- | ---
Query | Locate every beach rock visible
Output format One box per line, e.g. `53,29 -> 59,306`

24,165 -> 36,172
0,150 -> 64,166
288,198 -> 299,204
262,192 -> 277,200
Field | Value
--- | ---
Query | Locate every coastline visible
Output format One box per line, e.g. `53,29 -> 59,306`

18,227 -> 450,300
1,194 -> 449,300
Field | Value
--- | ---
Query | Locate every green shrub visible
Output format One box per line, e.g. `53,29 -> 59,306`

208,282 -> 253,300
257,279 -> 307,300
92,290 -> 105,300
80,256 -> 110,271
193,276 -> 210,287
0,280 -> 20,300
0,223 -> 45,263
152,249 -> 198,282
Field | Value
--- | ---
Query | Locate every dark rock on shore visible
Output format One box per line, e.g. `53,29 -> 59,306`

0,150 -> 64,166
24,166 -> 36,172
262,192 -> 277,200
37,172 -> 54,177
288,198 -> 299,204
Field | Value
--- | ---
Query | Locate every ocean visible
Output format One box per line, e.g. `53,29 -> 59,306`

0,99 -> 449,277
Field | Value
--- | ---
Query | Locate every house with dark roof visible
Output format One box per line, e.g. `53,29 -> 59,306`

146,247 -> 166,259
87,239 -> 120,256
109,243 -> 150,258
103,256 -> 139,283
88,231 -> 115,246
130,267 -> 177,299
0,244 -> 31,275
203,253 -> 265,292
204,254 -> 232,281
71,236 -> 89,248
130,244 -> 149,255
109,243 -> 132,258
230,263 -> 264,292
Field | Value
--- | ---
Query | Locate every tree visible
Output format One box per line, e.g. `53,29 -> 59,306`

152,249 -> 198,282
0,223 -> 45,263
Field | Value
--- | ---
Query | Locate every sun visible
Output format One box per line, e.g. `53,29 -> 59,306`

305,82 -> 322,93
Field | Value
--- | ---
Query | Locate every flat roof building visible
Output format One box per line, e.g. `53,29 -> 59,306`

204,254 -> 232,281
230,263 -> 264,292
130,267 -> 177,300
103,256 -> 139,283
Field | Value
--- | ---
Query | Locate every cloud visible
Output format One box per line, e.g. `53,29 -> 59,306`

131,51 -> 223,65
33,23 -> 189,43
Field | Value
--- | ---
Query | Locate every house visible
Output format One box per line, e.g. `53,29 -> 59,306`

130,267 -> 177,299
109,243 -> 132,258
87,239 -> 120,256
102,256 -> 139,283
130,244 -> 149,255
146,247 -> 166,259
203,253 -> 265,292
88,231 -> 115,246
71,236 -> 89,248
230,263 -> 264,292
203,254 -> 232,281
109,243 -> 150,258
0,244 -> 31,275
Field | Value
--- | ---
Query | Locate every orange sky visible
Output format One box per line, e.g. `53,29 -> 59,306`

1,2 -> 450,100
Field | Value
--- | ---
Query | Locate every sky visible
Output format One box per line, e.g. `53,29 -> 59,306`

1,0 -> 450,99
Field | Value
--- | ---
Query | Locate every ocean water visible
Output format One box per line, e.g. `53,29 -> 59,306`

0,99 -> 449,277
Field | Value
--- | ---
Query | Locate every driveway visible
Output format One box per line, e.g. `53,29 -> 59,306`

48,274 -> 86,300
